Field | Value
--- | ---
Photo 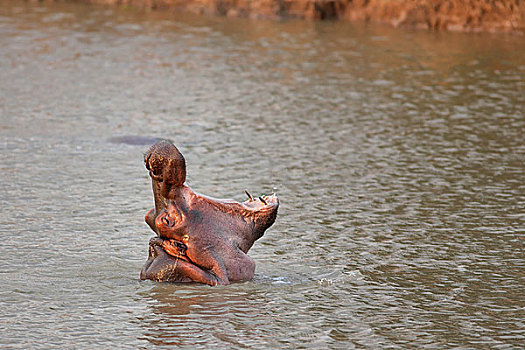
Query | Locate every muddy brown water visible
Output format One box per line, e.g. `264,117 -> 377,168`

1,1 -> 524,348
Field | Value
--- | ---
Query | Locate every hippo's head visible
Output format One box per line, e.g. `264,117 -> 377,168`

141,140 -> 279,285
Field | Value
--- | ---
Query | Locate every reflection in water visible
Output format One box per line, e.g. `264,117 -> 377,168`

0,0 -> 524,348
138,284 -> 264,347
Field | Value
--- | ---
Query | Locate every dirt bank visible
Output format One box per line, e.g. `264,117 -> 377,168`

78,0 -> 524,33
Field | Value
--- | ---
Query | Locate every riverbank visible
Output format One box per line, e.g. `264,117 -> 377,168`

73,0 -> 523,33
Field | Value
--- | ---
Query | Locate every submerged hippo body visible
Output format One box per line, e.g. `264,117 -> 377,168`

140,141 -> 278,285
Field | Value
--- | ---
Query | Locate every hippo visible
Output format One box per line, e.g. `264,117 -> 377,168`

140,140 -> 279,286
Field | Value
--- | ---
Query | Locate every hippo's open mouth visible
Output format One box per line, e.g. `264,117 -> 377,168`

159,191 -> 279,258
241,191 -> 278,209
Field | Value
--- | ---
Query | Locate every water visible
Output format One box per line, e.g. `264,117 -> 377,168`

1,1 -> 524,348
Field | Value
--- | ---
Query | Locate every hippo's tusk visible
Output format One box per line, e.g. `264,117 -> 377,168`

245,190 -> 253,201
259,196 -> 267,205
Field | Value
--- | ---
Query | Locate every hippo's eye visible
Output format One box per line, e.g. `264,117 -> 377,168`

162,217 -> 173,227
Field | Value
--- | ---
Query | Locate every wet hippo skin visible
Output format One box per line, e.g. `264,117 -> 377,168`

140,140 -> 279,285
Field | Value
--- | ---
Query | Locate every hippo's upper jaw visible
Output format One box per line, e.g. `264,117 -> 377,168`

233,192 -> 279,252
141,140 -> 279,285
186,189 -> 279,244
